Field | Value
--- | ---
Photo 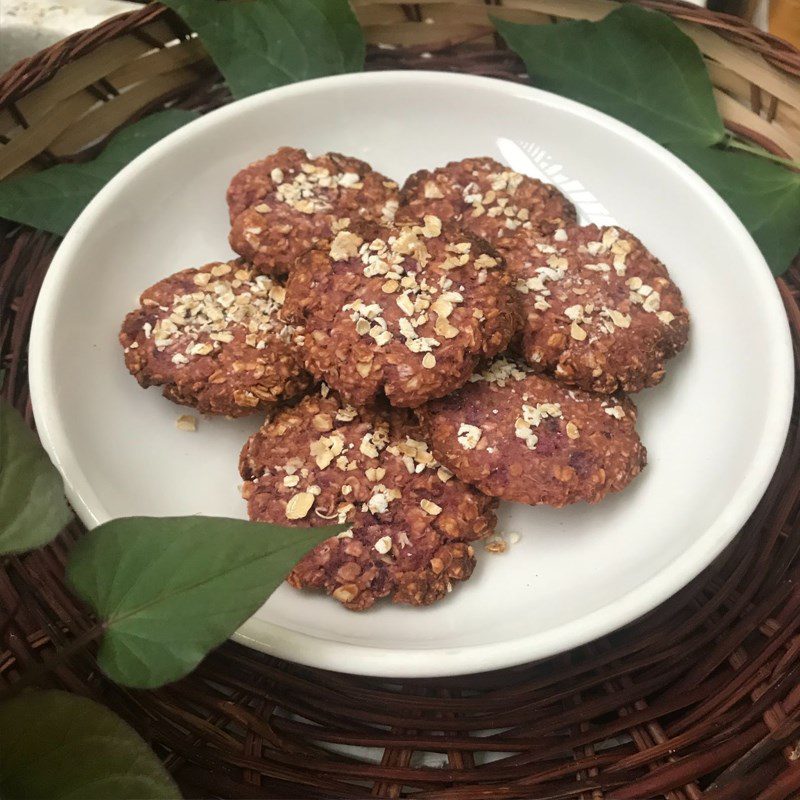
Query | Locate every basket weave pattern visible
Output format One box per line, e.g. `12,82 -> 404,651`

2,3 -> 800,798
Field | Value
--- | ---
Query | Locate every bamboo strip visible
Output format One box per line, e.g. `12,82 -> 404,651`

11,21 -> 182,129
0,92 -> 97,180
49,68 -> 200,157
714,89 -> 800,158
675,22 -> 800,107
106,39 -> 207,88
363,22 -> 490,46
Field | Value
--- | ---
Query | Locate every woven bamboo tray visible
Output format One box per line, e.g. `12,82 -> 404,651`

2,2 -> 800,798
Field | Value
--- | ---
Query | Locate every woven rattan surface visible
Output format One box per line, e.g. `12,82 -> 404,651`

2,2 -> 800,798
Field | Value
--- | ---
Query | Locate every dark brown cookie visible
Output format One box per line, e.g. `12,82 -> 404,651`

397,156 -> 575,245
227,147 -> 399,275
240,387 -> 498,610
417,359 -> 646,507
283,217 -> 518,408
503,224 -> 689,393
120,260 -> 310,417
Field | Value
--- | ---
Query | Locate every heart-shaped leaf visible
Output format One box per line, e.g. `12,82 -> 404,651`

67,516 -> 340,688
494,5 -> 726,147
494,6 -> 799,274
672,143 -> 800,275
162,0 -> 365,100
0,690 -> 180,799
0,399 -> 72,554
0,109 -> 198,236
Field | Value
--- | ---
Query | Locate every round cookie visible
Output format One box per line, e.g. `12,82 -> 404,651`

397,156 -> 575,245
416,359 -> 647,507
283,217 -> 518,408
505,224 -> 689,393
227,147 -> 399,275
240,386 -> 498,610
120,260 -> 310,417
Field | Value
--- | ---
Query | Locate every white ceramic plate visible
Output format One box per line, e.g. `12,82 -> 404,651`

29,72 -> 793,677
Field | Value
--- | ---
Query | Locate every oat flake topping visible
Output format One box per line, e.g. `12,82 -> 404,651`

329,218 -> 495,361
268,161 -> 364,215
148,264 -> 298,361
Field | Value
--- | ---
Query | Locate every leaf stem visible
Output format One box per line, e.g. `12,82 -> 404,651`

0,624 -> 105,702
723,137 -> 800,171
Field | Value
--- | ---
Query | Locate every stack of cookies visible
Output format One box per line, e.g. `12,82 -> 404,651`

120,148 -> 689,611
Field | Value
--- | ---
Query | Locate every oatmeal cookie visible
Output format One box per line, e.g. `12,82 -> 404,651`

506,224 -> 689,393
417,359 -> 646,507
240,386 -> 497,610
398,156 -> 575,245
283,217 -> 517,408
227,147 -> 399,275
120,260 -> 310,416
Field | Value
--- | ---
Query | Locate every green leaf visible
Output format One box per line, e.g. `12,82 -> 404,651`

0,690 -> 180,799
0,399 -> 71,554
671,144 -> 800,275
0,109 -> 199,236
494,5 -> 725,147
493,7 -> 799,272
162,0 -> 365,100
67,516 -> 340,688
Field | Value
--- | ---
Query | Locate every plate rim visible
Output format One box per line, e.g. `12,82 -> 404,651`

28,70 -> 795,677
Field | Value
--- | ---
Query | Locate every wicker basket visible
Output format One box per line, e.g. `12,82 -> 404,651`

2,3 -> 800,798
